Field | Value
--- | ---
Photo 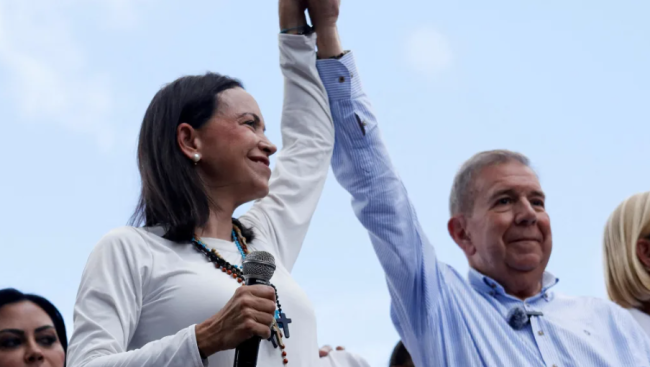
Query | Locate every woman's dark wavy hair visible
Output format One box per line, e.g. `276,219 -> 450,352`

0,288 -> 68,353
389,341 -> 414,367
129,72 -> 254,243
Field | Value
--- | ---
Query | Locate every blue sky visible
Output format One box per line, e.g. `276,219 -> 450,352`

1,1 -> 649,366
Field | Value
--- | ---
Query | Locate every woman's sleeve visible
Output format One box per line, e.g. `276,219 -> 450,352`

241,33 -> 334,272
66,227 -> 206,367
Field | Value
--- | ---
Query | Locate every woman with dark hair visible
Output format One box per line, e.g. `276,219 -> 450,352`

66,2 -> 334,366
0,288 -> 67,367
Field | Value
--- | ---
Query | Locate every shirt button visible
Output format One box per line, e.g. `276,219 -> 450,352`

552,365 -> 558,367
338,76 -> 346,83
538,331 -> 544,336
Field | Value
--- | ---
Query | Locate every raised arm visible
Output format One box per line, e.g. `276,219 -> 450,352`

312,10 -> 444,342
241,1 -> 334,272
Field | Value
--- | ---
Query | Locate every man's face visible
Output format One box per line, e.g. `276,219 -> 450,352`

452,161 -> 552,298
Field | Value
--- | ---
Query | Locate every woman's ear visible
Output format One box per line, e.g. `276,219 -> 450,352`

637,236 -> 650,269
177,122 -> 202,162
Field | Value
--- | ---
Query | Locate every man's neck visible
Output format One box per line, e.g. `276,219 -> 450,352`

472,266 -> 544,300
503,270 -> 546,300
506,283 -> 543,301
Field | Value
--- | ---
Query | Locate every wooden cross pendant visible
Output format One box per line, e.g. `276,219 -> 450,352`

276,312 -> 292,339
267,326 -> 279,348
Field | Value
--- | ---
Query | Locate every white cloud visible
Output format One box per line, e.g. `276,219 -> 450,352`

404,26 -> 453,78
0,0 -> 145,150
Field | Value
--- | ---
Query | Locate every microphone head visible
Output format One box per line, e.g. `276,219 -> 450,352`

242,251 -> 276,282
507,306 -> 529,330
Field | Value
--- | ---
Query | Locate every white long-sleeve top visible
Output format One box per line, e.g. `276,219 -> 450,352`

66,33 -> 334,367
629,308 -> 650,338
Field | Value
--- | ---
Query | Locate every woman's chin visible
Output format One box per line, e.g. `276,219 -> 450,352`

250,181 -> 270,200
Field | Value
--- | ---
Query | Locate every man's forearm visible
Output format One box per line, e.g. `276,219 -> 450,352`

316,26 -> 343,59
305,0 -> 343,58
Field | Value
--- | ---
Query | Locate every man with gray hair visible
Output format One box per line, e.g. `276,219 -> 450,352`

311,2 -> 650,365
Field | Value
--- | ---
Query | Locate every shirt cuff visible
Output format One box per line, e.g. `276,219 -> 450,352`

316,52 -> 363,101
189,324 -> 209,367
278,32 -> 317,50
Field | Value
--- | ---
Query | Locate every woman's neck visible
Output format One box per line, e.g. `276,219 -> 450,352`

639,303 -> 650,316
196,205 -> 236,241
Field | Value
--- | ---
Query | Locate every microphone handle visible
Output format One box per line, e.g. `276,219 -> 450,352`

233,277 -> 272,367
233,337 -> 261,367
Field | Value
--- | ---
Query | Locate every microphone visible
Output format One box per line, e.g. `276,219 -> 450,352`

233,251 -> 277,367
507,306 -> 544,330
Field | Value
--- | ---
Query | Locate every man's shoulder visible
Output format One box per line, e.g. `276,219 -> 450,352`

553,292 -> 637,323
550,292 -> 650,347
554,292 -> 620,308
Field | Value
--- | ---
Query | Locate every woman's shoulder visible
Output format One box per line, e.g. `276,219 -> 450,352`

628,308 -> 650,335
97,226 -> 151,246
95,225 -> 196,259
91,226 -> 167,260
99,225 -> 143,239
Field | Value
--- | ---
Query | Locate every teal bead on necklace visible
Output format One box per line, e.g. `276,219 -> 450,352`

232,229 -> 247,270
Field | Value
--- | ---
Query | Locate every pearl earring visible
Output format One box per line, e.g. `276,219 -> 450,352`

192,153 -> 201,164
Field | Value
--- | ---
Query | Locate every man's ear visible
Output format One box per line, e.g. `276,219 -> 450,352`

448,215 -> 476,257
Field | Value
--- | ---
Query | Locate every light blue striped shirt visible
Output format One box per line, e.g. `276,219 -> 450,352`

316,53 -> 650,367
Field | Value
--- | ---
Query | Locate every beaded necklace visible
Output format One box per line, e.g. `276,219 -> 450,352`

191,224 -> 292,365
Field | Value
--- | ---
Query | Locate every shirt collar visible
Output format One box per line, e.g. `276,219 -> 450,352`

468,267 -> 559,302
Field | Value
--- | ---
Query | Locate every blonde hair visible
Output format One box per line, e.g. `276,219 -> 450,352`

603,191 -> 650,308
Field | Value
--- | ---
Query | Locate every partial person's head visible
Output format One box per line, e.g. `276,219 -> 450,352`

389,341 -> 413,367
0,289 -> 67,367
603,191 -> 650,309
131,73 -> 277,241
447,150 -> 552,298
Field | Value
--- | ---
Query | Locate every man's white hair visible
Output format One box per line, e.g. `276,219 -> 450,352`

449,150 -> 532,216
